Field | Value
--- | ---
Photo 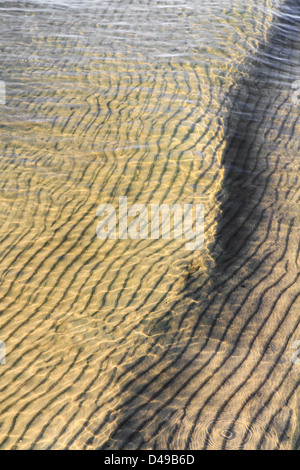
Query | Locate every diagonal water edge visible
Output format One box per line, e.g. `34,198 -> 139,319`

99,0 -> 299,450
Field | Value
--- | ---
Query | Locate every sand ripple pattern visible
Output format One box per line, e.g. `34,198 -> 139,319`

0,0 -> 299,450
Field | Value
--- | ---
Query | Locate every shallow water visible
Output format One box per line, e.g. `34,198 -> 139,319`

0,0 -> 299,450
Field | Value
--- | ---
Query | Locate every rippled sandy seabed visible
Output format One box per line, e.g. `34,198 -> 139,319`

0,0 -> 299,450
